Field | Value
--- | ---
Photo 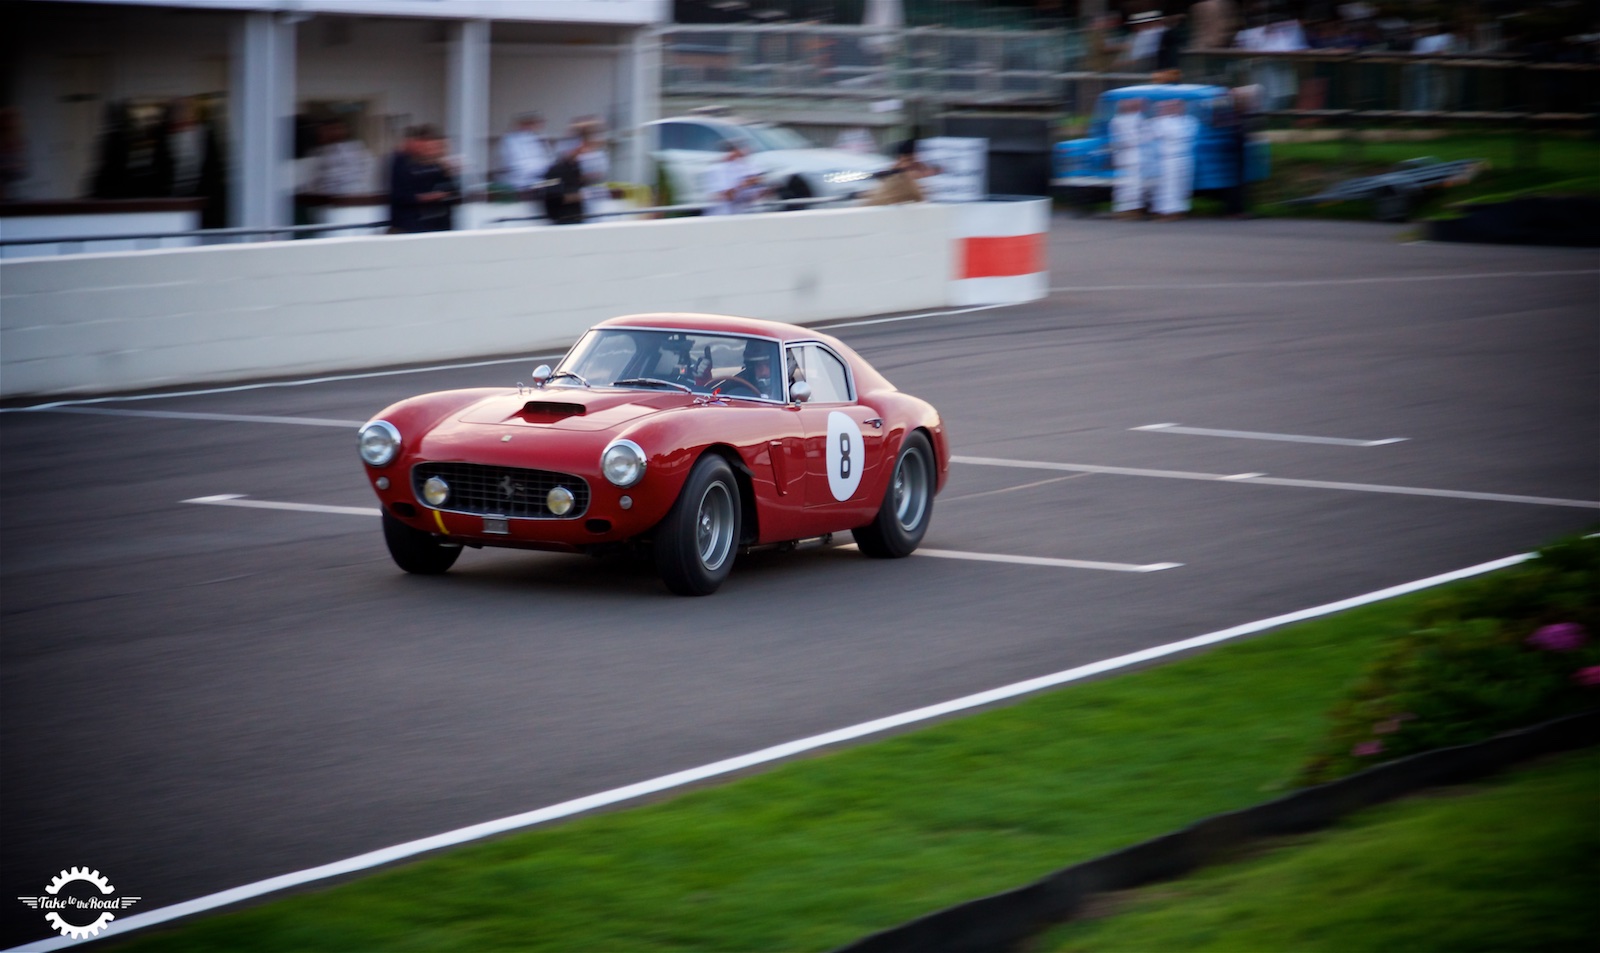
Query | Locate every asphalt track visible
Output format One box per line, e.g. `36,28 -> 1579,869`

2,217 -> 1596,948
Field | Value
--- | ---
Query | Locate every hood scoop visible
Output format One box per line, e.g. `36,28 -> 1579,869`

518,400 -> 587,424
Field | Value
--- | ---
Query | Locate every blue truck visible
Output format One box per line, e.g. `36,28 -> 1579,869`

1052,84 -> 1270,205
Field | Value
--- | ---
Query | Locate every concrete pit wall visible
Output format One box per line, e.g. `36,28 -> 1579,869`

1,199 -> 1050,400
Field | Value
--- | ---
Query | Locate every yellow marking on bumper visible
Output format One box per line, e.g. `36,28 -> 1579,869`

433,509 -> 449,535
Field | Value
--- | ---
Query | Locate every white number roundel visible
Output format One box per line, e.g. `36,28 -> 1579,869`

826,411 -> 865,502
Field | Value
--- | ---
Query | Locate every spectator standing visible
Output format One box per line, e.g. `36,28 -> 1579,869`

1155,13 -> 1187,72
1149,99 -> 1198,221
1408,23 -> 1461,110
862,139 -> 931,206
1085,13 -> 1125,73
703,139 -> 767,214
1119,11 -> 1168,72
568,117 -> 612,218
499,113 -> 555,198
1109,98 -> 1148,219
158,96 -> 226,227
387,125 -> 458,233
1188,0 -> 1238,49
542,141 -> 586,225
307,119 -> 373,197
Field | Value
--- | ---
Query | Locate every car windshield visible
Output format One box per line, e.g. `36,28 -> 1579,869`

556,328 -> 786,401
743,124 -> 813,152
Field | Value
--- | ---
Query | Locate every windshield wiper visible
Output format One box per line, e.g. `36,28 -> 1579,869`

545,370 -> 591,388
612,377 -> 693,394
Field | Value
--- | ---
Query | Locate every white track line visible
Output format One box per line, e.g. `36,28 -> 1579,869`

182,496 -> 1177,572
837,542 -> 1179,573
184,494 -> 379,517
6,550 -> 1534,951
45,407 -> 365,427
952,455 -> 1600,510
1049,268 -> 1598,294
1133,423 -> 1407,447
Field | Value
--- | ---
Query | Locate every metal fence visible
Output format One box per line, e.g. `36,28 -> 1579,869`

661,24 -> 1599,122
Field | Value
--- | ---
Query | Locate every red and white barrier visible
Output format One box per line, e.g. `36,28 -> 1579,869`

948,197 -> 1050,306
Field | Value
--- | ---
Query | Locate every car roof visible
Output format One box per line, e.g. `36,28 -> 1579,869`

1103,84 -> 1227,100
596,312 -> 814,341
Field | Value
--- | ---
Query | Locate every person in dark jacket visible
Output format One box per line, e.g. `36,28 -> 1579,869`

542,142 -> 586,225
387,125 -> 458,233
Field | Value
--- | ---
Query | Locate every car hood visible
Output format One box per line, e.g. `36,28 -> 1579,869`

454,388 -> 690,433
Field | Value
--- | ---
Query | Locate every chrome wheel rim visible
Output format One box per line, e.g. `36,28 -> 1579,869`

892,447 -> 929,532
696,480 -> 735,571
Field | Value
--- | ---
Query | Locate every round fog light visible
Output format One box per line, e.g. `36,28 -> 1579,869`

547,486 -> 575,516
422,476 -> 450,507
619,495 -> 632,510
375,477 -> 390,490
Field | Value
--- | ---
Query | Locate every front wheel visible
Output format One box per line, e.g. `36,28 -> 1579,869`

853,431 -> 934,558
382,512 -> 462,574
777,175 -> 813,207
654,454 -> 741,596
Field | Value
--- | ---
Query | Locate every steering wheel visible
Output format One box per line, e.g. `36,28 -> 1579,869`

707,376 -> 762,398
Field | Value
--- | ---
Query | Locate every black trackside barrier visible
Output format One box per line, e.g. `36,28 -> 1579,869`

834,709 -> 1600,953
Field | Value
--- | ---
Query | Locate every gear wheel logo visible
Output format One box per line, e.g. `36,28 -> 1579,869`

17,867 -> 140,940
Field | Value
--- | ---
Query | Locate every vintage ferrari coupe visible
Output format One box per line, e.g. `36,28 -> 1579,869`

357,313 -> 949,595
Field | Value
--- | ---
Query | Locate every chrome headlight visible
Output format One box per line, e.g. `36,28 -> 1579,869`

422,475 -> 450,507
358,420 -> 401,467
546,486 -> 575,516
601,439 -> 646,487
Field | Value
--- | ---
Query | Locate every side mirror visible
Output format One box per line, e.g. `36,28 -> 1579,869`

789,380 -> 812,404
532,364 -> 553,386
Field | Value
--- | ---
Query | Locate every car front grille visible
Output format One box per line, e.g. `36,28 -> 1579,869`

412,462 -> 590,519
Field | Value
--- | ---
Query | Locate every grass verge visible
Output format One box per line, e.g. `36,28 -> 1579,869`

1038,747 -> 1600,953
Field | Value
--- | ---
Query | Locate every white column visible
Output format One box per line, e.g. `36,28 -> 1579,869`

447,18 -> 491,218
624,27 -> 663,186
231,11 -> 296,232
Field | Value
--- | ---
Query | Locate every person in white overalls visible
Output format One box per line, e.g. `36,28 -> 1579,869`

1109,99 -> 1147,220
1149,99 -> 1199,221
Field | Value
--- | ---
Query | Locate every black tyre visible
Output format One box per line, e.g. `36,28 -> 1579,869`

654,454 -> 741,596
382,512 -> 462,574
852,431 -> 934,558
777,175 -> 813,205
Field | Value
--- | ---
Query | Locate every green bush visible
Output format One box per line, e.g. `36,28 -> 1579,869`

1298,532 -> 1600,785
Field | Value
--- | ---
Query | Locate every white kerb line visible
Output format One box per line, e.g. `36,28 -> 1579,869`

951,455 -> 1600,510
6,550 -> 1536,951
1133,423 -> 1408,447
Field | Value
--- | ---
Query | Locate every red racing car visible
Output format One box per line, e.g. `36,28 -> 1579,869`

358,313 -> 950,595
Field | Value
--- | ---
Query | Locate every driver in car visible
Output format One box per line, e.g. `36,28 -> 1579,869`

733,340 -> 781,400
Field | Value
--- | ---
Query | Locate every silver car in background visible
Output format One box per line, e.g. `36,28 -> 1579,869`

647,115 -> 891,206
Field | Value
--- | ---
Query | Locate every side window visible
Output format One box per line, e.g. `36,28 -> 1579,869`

682,122 -> 726,153
788,344 -> 852,403
658,122 -> 693,151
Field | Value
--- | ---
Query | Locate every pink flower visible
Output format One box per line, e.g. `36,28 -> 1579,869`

1526,623 -> 1589,652
1574,666 -> 1600,688
1352,740 -> 1385,757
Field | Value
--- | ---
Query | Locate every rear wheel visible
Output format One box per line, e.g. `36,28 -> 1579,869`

382,512 -> 462,574
654,454 -> 741,596
853,431 -> 934,558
